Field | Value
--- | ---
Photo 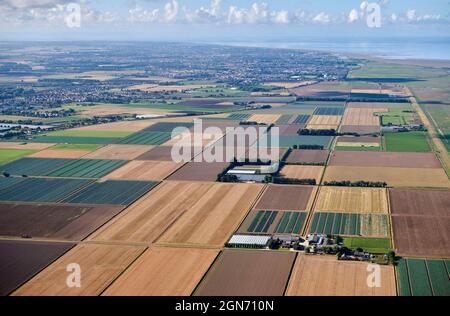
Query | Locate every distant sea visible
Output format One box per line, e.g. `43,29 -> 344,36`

216,37 -> 450,61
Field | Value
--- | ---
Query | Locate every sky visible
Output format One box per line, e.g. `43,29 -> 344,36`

0,0 -> 449,41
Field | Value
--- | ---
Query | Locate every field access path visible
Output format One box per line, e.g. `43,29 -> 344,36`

405,86 -> 450,176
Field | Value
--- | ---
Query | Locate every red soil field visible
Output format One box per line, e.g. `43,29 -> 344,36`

0,240 -> 74,296
137,145 -> 201,161
339,125 -> 380,134
285,149 -> 329,164
389,188 -> 450,257
0,203 -> 124,241
194,250 -> 296,296
278,124 -> 304,135
329,151 -> 442,168
336,136 -> 381,144
255,185 -> 316,211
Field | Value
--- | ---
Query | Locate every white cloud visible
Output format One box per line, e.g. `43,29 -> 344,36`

312,12 -> 330,24
226,2 -> 290,25
348,9 -> 359,23
163,0 -> 179,22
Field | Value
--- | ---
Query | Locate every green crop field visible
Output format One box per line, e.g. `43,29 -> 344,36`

342,237 -> 392,253
227,113 -> 252,120
31,136 -> 121,144
397,258 -> 450,296
384,131 -> 430,152
309,212 -> 389,238
0,178 -> 92,203
1,158 -> 74,176
0,177 -> 25,191
47,159 -> 128,178
63,180 -> 158,205
276,115 -> 293,125
275,211 -> 307,235
143,122 -> 193,133
0,149 -> 36,165
118,131 -> 172,145
45,130 -> 132,138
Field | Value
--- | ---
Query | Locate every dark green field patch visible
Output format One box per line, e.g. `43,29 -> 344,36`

291,115 -> 310,124
143,122 -> 194,133
227,113 -> 251,120
384,131 -> 430,152
276,115 -> 293,125
62,180 -> 158,205
47,159 -> 128,178
314,107 -> 345,116
0,177 -> 25,190
0,178 -> 92,203
118,132 -> 172,145
0,158 -> 75,176
309,212 -> 389,238
397,257 -> 450,296
240,210 -> 307,235
342,237 -> 392,254
30,136 -> 121,144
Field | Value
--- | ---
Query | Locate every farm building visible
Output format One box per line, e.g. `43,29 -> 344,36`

226,235 -> 271,248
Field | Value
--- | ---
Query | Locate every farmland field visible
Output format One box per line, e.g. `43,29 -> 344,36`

0,148 -> 36,165
0,240 -> 74,296
167,161 -> 229,182
279,165 -> 323,183
292,114 -> 311,124
103,247 -> 218,296
0,203 -> 123,240
13,244 -> 145,296
341,108 -> 384,126
328,151 -> 441,168
194,250 -> 295,296
63,180 -> 158,205
143,122 -> 194,133
309,212 -> 390,237
339,125 -> 380,134
71,120 -> 156,132
0,142 -> 56,150
47,159 -> 128,178
90,181 -> 214,244
0,178 -> 92,203
29,147 -> 94,159
31,136 -> 121,144
0,157 -> 74,176
238,210 -> 308,235
342,237 -> 392,254
286,255 -> 396,296
104,160 -> 183,181
314,187 -> 388,214
323,166 -> 450,188
83,144 -> 152,160
118,131 -> 172,145
390,188 -> 450,257
313,107 -> 345,116
397,258 -> 450,296
136,145 -> 200,161
384,131 -> 430,152
255,185 -> 316,211
285,149 -> 329,165
157,183 -> 263,247
261,135 -> 332,149
45,130 -> 132,138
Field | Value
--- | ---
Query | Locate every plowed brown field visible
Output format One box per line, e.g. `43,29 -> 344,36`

84,144 -> 153,160
104,160 -> 183,181
280,165 -> 324,183
255,185 -> 316,211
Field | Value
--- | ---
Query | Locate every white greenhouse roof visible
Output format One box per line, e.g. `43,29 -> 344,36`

228,235 -> 271,245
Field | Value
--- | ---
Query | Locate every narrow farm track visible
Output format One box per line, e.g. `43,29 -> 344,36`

405,86 -> 450,176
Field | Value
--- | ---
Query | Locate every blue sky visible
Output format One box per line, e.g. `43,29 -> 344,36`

0,0 -> 448,40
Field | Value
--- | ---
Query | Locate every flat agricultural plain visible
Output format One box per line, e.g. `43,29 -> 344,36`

71,120 -> 156,132
329,151 -> 442,168
390,188 -> 450,257
285,149 -> 329,165
0,240 -> 73,296
255,185 -> 317,211
103,247 -> 218,296
280,165 -> 324,183
0,142 -> 56,150
83,144 -> 153,160
157,183 -> 263,248
323,166 -> 450,188
0,203 -> 123,241
314,186 -> 388,214
29,149 -> 91,159
104,160 -> 183,181
89,181 -> 217,244
306,115 -> 341,129
341,108 -> 385,126
195,250 -> 296,296
286,255 -> 396,296
13,244 -> 145,296
248,114 -> 281,125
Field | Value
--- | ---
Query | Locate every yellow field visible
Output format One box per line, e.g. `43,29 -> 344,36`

157,183 -> 263,248
29,149 -> 91,159
72,120 -> 157,132
89,181 -> 215,244
13,244 -> 145,296
280,165 -> 324,183
307,115 -> 342,126
314,186 -> 388,213
248,114 -> 281,125
103,247 -> 218,296
341,108 -> 385,126
104,160 -> 183,181
323,166 -> 450,188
